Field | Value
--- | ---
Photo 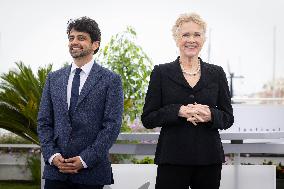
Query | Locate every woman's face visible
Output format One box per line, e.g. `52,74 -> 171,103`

176,21 -> 205,58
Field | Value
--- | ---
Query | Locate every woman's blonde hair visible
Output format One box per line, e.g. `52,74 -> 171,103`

172,13 -> 207,41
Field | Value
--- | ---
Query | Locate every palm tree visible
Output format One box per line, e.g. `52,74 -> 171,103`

0,62 -> 52,144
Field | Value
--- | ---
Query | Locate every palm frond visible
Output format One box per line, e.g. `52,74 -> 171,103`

0,62 -> 52,144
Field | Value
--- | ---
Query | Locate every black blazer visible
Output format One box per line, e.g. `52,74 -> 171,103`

141,57 -> 234,165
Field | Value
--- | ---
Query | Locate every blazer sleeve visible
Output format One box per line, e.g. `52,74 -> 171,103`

37,73 -> 61,163
209,67 -> 234,130
79,75 -> 123,168
141,65 -> 182,129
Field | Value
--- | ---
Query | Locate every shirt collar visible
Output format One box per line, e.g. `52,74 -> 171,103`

71,59 -> 94,75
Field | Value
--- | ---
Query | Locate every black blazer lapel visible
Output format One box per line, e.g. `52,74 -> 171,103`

164,57 -> 191,89
164,57 -> 214,92
76,61 -> 104,107
193,58 -> 217,92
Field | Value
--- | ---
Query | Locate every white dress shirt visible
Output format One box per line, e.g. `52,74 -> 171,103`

48,59 -> 95,168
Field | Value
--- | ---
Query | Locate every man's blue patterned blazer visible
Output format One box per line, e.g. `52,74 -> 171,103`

37,61 -> 123,185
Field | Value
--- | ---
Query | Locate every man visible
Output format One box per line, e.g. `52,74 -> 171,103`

37,16 -> 123,189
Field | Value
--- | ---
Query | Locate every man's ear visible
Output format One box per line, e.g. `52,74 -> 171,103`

92,41 -> 100,51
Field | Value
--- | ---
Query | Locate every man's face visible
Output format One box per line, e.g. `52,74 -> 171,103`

68,29 -> 98,59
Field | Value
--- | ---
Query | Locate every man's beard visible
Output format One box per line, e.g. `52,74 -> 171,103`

69,47 -> 93,58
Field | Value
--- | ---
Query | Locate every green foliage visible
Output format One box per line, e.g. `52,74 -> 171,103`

98,26 -> 153,132
132,156 -> 154,164
263,159 -> 273,165
26,155 -> 41,185
0,62 -> 52,144
0,134 -> 31,144
0,181 -> 38,189
109,154 -> 133,164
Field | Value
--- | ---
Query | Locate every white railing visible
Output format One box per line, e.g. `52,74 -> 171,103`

1,132 -> 284,155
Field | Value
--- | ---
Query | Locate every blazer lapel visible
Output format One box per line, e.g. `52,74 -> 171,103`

55,65 -> 71,114
193,59 -> 213,92
165,57 -> 213,91
165,57 -> 191,89
76,61 -> 104,107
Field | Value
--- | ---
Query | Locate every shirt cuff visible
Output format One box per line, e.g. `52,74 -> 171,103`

79,156 -> 88,168
48,153 -> 61,165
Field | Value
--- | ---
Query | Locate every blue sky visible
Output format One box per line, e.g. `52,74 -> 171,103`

0,0 -> 283,96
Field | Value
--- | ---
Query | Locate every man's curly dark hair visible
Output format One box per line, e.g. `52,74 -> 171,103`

67,16 -> 101,54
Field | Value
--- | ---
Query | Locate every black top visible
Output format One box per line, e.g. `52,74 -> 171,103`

141,57 -> 234,165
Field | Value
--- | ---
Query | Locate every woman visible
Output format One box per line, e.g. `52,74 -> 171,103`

141,13 -> 234,189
